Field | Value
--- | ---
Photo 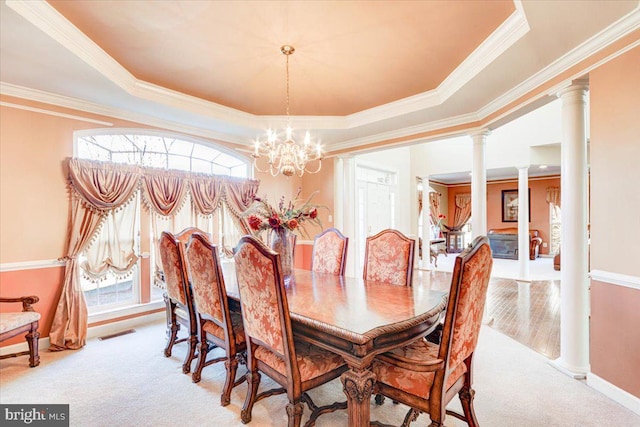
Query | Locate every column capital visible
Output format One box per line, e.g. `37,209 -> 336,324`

468,129 -> 491,139
557,78 -> 589,99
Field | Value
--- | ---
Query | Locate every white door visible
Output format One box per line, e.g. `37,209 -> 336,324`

356,167 -> 397,272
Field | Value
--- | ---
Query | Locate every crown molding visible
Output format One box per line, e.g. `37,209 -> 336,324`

0,100 -> 113,125
6,0 -> 135,91
329,112 -> 480,153
5,0 -> 527,132
4,0 -> 638,154
344,2 -> 529,128
0,82 -> 248,146
477,3 -> 640,122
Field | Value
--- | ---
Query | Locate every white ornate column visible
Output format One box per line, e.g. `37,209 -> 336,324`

470,130 -> 489,238
517,166 -> 530,282
336,155 -> 357,278
553,79 -> 590,379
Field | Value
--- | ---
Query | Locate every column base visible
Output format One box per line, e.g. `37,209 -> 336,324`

549,357 -> 589,379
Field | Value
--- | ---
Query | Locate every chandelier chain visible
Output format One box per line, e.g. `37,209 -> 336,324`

285,53 -> 290,118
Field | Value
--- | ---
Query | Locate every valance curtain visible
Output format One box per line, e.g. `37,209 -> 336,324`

546,187 -> 560,207
50,158 -> 259,350
448,193 -> 471,231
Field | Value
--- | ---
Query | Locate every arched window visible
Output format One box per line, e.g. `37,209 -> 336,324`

74,130 -> 250,312
75,129 -> 248,176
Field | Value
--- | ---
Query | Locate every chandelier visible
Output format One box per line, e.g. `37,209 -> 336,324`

252,45 -> 323,177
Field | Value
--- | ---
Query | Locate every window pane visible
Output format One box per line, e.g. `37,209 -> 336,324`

192,158 -> 212,174
192,143 -> 220,161
165,138 -> 193,156
213,152 -> 244,168
167,155 -> 191,171
141,137 -> 167,154
142,152 -> 167,169
211,164 -> 231,175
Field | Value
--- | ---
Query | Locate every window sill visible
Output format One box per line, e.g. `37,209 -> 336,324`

88,300 -> 165,324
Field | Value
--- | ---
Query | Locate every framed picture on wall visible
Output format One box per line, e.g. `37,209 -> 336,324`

502,189 -> 530,222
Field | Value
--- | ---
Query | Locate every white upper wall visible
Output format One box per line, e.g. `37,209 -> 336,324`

410,98 -> 564,177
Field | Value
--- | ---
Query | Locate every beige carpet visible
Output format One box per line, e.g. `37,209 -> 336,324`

1,320 -> 638,427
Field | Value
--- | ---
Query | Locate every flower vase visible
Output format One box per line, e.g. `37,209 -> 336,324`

269,228 -> 293,278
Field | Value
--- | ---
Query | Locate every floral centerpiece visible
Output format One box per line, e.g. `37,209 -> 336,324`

433,213 -> 446,238
245,189 -> 323,276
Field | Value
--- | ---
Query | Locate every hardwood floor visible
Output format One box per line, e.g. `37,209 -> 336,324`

414,268 -> 561,359
485,278 -> 561,359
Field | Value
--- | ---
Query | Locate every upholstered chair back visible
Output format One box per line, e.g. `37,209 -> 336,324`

311,228 -> 348,275
363,229 -> 415,286
159,231 -> 189,305
234,236 -> 290,358
185,233 -> 225,325
441,236 -> 493,376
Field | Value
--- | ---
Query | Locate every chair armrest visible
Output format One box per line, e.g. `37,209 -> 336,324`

531,237 -> 542,246
0,296 -> 39,312
376,351 -> 444,372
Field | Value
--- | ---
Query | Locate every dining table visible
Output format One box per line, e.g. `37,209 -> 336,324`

221,264 -> 449,427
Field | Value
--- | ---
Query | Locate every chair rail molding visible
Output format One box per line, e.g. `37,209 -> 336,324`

589,270 -> 640,290
0,259 -> 65,272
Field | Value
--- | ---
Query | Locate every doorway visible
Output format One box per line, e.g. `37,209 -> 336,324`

356,165 -> 397,272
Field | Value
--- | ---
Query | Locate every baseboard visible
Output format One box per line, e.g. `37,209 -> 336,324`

587,373 -> 640,416
87,311 -> 165,340
0,311 -> 165,356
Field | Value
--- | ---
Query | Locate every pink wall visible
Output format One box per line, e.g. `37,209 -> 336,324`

589,46 -> 640,397
0,266 -> 65,345
590,281 -> 640,396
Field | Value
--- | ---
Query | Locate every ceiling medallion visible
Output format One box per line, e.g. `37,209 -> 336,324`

251,45 -> 323,177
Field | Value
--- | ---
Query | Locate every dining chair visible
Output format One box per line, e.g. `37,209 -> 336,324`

363,229 -> 415,286
234,235 -> 348,427
185,232 -> 247,406
159,228 -> 202,374
311,228 -> 348,275
371,236 -> 493,427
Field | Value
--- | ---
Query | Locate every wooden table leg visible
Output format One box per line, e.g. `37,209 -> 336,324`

341,368 -> 375,427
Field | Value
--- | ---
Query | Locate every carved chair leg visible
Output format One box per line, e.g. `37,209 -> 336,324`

459,387 -> 479,427
374,394 -> 385,405
401,408 -> 421,427
241,370 -> 261,424
221,357 -> 239,407
192,334 -> 208,383
164,297 -> 179,357
182,334 -> 198,374
26,327 -> 40,368
286,401 -> 304,427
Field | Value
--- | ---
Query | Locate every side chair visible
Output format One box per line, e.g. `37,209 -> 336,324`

0,295 -> 41,367
371,236 -> 493,427
234,235 -> 348,427
185,232 -> 247,405
159,229 -> 202,374
363,229 -> 415,286
311,227 -> 348,276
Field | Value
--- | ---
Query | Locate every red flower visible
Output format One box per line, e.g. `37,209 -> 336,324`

438,214 -> 446,219
268,215 -> 281,228
288,219 -> 299,230
247,215 -> 262,231
309,208 -> 318,219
